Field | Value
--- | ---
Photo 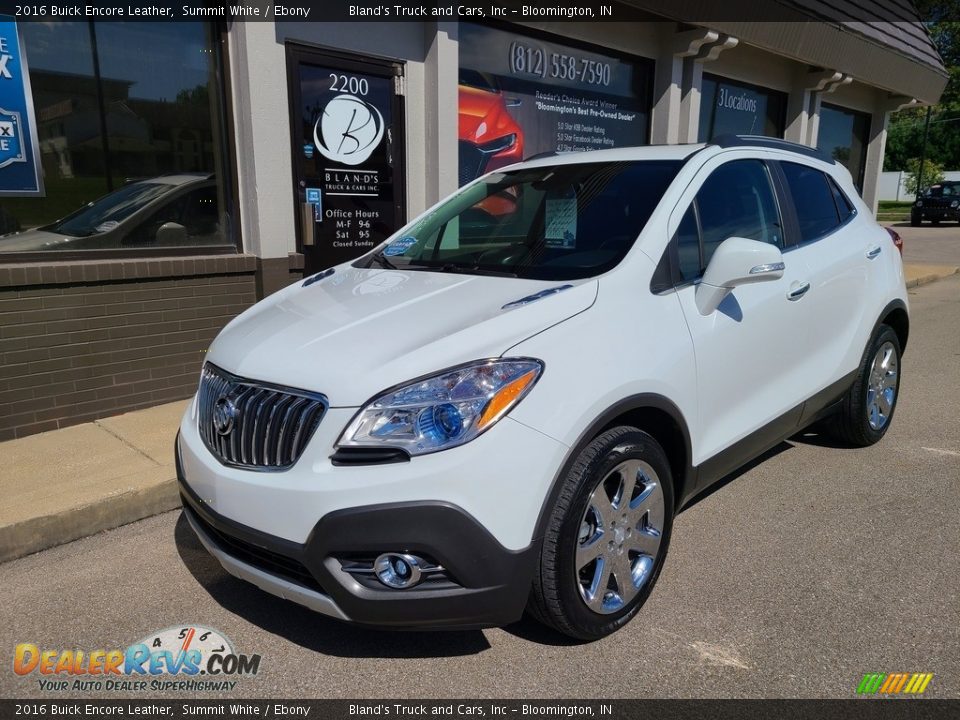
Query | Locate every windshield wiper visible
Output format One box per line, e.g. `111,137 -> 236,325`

369,250 -> 398,269
434,263 -> 518,278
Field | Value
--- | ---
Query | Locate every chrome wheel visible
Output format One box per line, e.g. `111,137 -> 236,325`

575,459 -> 665,614
866,341 -> 898,431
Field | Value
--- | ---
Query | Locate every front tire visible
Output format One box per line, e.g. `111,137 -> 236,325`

528,427 -> 674,640
829,325 -> 902,447
910,212 -> 921,226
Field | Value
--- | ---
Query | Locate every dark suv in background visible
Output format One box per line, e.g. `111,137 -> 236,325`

911,181 -> 960,225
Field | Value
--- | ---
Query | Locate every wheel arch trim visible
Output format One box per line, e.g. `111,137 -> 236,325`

531,393 -> 694,544
876,298 -> 909,353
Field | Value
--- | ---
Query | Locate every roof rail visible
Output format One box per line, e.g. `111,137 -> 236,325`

710,135 -> 835,164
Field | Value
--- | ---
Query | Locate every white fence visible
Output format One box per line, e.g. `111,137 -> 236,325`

879,170 -> 960,202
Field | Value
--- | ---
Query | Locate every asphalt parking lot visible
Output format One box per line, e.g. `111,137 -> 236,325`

889,220 -> 960,267
1,275 -> 958,701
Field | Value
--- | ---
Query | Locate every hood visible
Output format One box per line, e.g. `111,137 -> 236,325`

207,267 -> 597,407
458,85 -> 517,144
0,229 -> 78,252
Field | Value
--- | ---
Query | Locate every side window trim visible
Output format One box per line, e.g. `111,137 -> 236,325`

768,161 -> 801,249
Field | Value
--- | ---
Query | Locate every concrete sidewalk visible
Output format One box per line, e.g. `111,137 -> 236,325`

905,263 -> 960,288
0,261 -> 957,565
0,400 -> 187,563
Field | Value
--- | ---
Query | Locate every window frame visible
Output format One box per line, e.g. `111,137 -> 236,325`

775,160 -> 858,251
818,102 -> 871,191
0,21 -> 241,264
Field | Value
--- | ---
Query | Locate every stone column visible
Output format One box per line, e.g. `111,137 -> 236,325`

861,95 -> 918,214
650,28 -> 737,145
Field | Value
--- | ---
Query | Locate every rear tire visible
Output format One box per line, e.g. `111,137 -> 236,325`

828,325 -> 902,447
528,427 -> 674,640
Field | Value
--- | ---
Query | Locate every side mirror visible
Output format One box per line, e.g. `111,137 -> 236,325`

695,237 -> 785,315
156,221 -> 188,245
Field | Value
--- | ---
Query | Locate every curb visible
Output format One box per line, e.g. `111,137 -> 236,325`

0,476 -> 180,564
905,267 -> 960,289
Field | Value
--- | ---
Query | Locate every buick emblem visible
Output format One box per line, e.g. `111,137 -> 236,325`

213,396 -> 238,436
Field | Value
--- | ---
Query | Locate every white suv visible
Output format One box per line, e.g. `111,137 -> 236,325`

177,136 -> 908,640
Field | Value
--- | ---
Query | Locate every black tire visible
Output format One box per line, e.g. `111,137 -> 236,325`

528,426 -> 674,640
829,325 -> 902,447
910,213 -> 921,226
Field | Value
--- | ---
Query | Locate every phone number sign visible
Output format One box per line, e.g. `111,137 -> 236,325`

0,15 -> 43,197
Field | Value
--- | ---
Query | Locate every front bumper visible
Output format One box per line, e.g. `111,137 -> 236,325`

178,446 -> 540,629
914,206 -> 960,220
176,390 -> 567,628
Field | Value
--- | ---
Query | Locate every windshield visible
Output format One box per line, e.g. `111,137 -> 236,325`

42,182 -> 175,237
924,184 -> 959,198
358,160 -> 682,281
459,69 -> 499,93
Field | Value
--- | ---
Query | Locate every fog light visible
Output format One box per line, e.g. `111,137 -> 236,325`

373,553 -> 423,588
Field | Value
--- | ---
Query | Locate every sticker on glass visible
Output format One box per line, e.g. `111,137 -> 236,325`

383,236 -> 417,256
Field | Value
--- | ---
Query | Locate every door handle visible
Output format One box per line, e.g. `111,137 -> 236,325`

866,246 -> 882,259
787,282 -> 811,301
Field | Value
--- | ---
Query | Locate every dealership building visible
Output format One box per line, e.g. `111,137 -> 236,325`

0,2 -> 948,440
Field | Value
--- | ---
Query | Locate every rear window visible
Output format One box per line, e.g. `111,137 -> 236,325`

925,184 -> 960,197
828,176 -> 856,223
781,162 -> 840,243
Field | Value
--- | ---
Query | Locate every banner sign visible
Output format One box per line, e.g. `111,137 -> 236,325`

457,23 -> 652,186
0,14 -> 42,196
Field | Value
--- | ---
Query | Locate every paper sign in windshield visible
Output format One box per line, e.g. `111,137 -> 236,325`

545,194 -> 577,249
383,236 -> 417,256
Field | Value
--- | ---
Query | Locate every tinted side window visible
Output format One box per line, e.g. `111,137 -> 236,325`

827,176 -> 855,223
696,160 -> 782,269
781,162 -> 841,242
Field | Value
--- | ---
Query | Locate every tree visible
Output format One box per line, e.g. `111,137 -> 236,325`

884,3 -> 960,171
904,156 -> 945,195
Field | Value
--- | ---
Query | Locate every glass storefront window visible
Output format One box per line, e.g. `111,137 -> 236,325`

0,21 -> 232,254
457,23 -> 654,187
698,74 -> 787,142
817,103 -> 870,192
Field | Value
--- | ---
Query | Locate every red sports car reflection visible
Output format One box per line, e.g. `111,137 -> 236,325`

458,70 -> 524,187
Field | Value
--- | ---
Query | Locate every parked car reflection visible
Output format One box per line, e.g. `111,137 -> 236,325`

0,173 -> 223,251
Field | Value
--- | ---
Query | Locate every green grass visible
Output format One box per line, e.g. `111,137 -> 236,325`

878,201 -> 913,212
876,200 -> 913,221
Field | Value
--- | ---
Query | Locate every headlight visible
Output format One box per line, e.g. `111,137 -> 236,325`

338,359 -> 543,456
916,200 -> 923,207
951,200 -> 959,208
479,133 -> 517,154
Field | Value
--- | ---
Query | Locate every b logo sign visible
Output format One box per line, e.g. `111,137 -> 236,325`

314,94 -> 384,166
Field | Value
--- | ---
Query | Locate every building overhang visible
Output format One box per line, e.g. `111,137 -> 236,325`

625,1 -> 949,105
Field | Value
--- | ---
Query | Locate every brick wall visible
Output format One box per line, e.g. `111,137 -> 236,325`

0,255 -> 263,441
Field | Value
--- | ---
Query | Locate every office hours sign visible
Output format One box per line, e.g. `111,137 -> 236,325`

0,16 -> 43,196
293,52 -> 403,273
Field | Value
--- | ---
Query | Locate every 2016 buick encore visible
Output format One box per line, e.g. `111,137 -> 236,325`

177,136 -> 908,640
